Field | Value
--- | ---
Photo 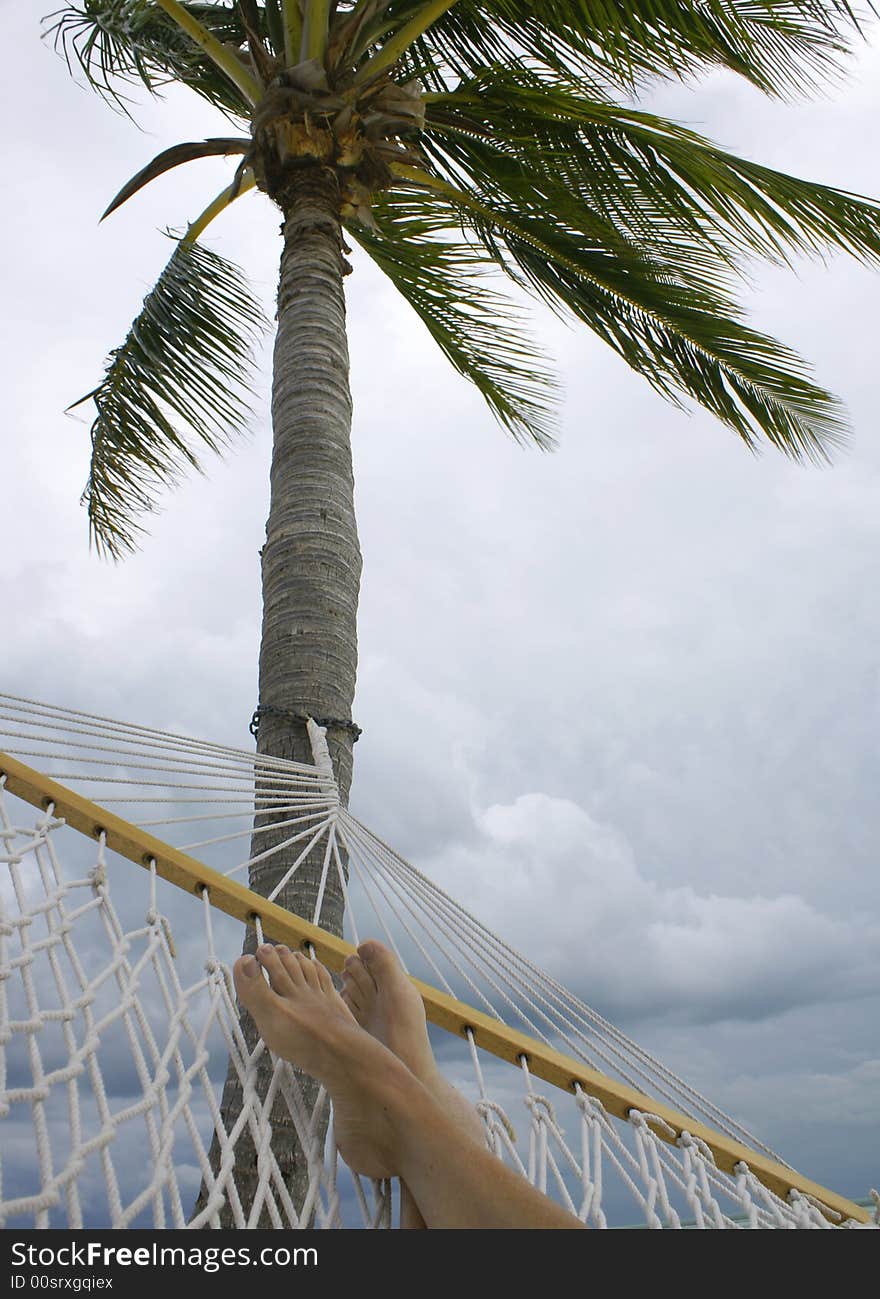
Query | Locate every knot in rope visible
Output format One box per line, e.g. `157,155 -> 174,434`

145,910 -> 176,957
574,1087 -> 606,1118
677,1130 -> 716,1163
788,1188 -> 842,1222
628,1108 -> 677,1140
524,1093 -> 559,1127
475,1099 -> 517,1143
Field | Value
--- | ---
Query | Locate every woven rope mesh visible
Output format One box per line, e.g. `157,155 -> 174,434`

0,694 -> 873,1229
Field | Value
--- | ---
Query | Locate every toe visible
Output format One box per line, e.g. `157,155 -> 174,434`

277,946 -> 306,987
234,953 -> 280,1016
257,944 -> 299,995
344,954 -> 376,998
314,961 -> 334,993
357,940 -> 401,981
295,950 -> 321,988
340,978 -> 364,1015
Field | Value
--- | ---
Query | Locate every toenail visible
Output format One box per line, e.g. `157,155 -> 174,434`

258,944 -> 273,958
276,944 -> 290,954
240,955 -> 258,977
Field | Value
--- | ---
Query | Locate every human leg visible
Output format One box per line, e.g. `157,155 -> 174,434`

340,939 -> 487,1227
233,945 -> 585,1230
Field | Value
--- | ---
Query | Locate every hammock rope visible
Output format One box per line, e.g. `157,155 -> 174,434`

0,692 -> 873,1229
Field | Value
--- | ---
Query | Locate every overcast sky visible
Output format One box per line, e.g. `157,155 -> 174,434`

2,7 -> 879,1218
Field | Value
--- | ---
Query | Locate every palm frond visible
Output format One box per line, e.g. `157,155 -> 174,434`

391,0 -> 872,98
393,165 -> 849,462
352,187 -> 559,446
72,234 -> 267,557
45,2 -> 252,116
426,67 -> 880,274
101,138 -> 250,219
495,215 -> 849,462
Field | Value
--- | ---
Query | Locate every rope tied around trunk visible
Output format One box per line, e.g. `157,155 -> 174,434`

249,704 -> 362,742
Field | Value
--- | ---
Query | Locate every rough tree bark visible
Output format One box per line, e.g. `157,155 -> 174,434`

195,164 -> 361,1225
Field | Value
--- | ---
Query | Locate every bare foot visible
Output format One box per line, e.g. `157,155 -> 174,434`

234,944 -> 587,1230
340,941 -> 491,1229
233,944 -> 413,1179
341,941 -> 485,1145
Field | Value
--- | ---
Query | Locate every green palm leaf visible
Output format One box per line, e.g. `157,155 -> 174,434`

46,2 -> 252,116
397,0 -> 870,97
72,235 -> 266,557
395,164 -> 848,460
101,138 -> 250,220
352,188 -> 558,446
424,66 -> 880,276
45,3 -> 880,534
499,218 -> 848,461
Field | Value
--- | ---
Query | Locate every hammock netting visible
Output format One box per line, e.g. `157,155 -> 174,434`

0,693 -> 874,1229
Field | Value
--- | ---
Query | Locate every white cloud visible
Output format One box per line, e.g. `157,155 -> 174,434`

426,792 -> 879,1022
724,1058 -> 880,1128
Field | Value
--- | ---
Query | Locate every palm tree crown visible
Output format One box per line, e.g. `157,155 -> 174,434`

49,1 -> 880,559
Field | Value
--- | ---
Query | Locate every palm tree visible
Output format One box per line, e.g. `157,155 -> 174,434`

47,0 -> 880,1223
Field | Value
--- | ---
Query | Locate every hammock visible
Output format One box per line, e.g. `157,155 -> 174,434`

0,692 -> 873,1229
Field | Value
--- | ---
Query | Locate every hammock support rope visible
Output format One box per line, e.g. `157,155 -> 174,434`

0,692 -> 873,1229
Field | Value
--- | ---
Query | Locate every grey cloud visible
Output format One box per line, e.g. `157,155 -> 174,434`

420,790 -> 880,1024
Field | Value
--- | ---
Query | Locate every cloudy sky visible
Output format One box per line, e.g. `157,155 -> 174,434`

3,6 -> 879,1219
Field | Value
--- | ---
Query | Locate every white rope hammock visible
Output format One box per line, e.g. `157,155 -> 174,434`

0,692 -> 874,1229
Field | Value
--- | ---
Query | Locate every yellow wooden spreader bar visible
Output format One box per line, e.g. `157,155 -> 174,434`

0,750 -> 869,1226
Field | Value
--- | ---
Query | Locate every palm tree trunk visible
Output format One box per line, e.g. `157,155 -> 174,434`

195,164 -> 361,1226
